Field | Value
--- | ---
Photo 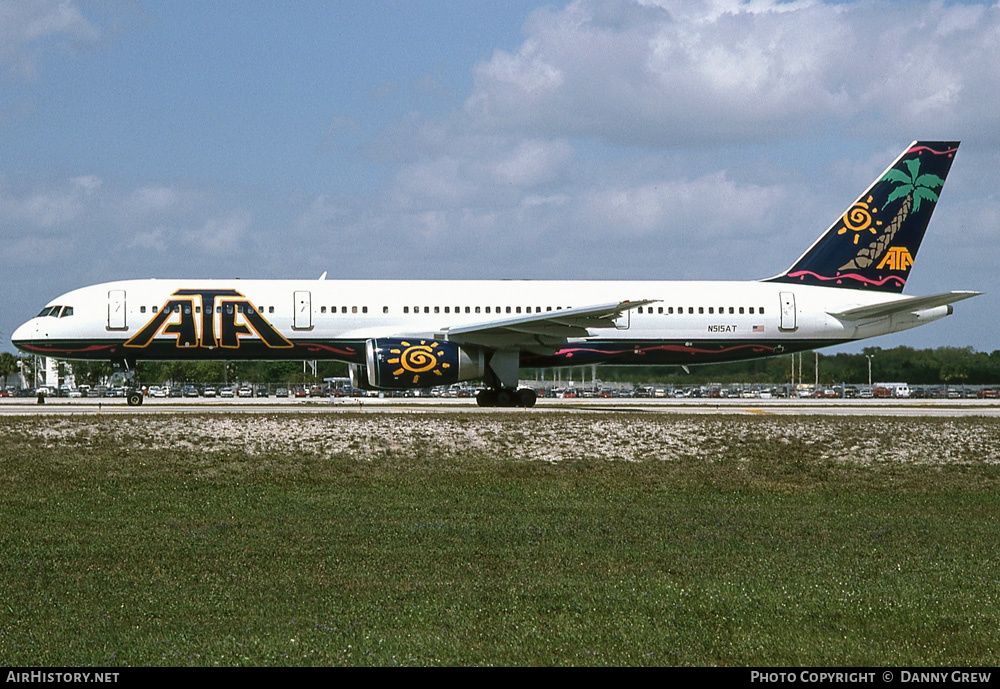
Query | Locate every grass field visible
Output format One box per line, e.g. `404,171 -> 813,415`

1,412 -> 999,666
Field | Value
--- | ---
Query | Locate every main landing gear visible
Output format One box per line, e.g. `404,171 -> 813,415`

113,358 -> 144,407
476,387 -> 537,408
474,350 -> 536,407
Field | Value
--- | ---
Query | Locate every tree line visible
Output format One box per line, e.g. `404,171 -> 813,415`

3,346 -> 1000,389
533,346 -> 1000,387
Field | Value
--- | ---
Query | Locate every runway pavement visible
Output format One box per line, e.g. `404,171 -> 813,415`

3,395 -> 1000,416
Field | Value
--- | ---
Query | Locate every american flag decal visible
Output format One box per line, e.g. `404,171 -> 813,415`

752,325 -> 764,333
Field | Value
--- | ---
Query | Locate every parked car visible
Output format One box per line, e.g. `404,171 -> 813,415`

203,386 -> 217,398
219,386 -> 235,398
237,386 -> 253,398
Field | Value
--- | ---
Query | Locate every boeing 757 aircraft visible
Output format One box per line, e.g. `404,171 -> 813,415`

12,141 -> 979,406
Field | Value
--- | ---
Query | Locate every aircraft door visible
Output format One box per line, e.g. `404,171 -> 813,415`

779,292 -> 797,331
293,291 -> 312,330
108,290 -> 127,330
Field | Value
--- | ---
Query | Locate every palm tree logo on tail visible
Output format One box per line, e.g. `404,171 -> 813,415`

840,157 -> 944,271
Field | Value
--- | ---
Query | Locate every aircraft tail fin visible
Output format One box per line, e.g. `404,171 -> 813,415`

766,141 -> 959,293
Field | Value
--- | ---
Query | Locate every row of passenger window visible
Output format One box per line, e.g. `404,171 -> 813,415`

136,303 -> 765,317
401,305 -> 571,315
139,304 -> 275,315
323,305 -> 574,315
636,305 -> 765,315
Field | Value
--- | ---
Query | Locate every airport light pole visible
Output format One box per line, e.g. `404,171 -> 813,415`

865,354 -> 873,387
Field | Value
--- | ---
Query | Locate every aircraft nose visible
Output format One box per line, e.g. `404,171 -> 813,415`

11,319 -> 36,351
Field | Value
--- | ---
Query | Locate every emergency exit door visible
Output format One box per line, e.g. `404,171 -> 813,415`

108,290 -> 126,330
293,291 -> 312,330
779,292 -> 797,331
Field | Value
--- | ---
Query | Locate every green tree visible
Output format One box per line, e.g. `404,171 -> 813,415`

0,352 -> 18,388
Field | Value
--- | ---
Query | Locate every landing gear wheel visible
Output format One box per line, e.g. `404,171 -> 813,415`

126,391 -> 143,407
477,387 -> 536,408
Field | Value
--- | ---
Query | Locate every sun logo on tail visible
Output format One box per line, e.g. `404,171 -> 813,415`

837,196 -> 882,245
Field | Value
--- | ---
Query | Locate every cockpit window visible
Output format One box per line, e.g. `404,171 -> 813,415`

37,305 -> 74,318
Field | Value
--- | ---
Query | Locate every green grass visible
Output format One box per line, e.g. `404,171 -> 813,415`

1,413 -> 999,666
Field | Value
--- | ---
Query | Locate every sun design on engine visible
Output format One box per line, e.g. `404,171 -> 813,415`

387,340 -> 451,385
837,195 -> 882,244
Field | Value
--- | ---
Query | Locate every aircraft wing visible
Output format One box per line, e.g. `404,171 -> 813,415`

828,291 -> 981,321
443,300 -> 657,350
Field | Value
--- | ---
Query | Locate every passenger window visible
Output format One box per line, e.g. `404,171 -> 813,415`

759,307 -> 764,314
321,306 -> 327,313
729,307 -> 734,314
268,306 -> 274,314
749,307 -> 755,315
352,306 -> 358,314
739,307 -> 745,314
404,306 -> 409,314
153,306 -> 159,314
383,306 -> 389,314
140,306 -> 146,314
698,307 -> 704,314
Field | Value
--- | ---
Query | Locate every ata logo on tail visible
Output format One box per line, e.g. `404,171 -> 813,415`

876,246 -> 914,271
124,288 -> 292,350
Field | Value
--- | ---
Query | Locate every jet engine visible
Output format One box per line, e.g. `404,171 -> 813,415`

363,338 -> 485,390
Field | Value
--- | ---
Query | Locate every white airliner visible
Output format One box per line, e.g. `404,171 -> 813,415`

12,141 -> 979,407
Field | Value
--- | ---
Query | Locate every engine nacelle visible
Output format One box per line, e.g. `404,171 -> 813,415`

348,364 -> 377,391
365,338 -> 485,389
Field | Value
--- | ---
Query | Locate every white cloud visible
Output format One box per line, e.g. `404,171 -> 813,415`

0,175 -> 100,230
0,0 -> 103,79
461,0 -> 1000,144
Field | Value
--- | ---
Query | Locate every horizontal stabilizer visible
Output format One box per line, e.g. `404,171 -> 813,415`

828,291 -> 981,321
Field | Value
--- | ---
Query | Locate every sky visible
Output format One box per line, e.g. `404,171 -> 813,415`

2,0 -> 999,357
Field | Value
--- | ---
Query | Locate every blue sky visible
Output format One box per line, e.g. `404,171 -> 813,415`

2,0 -> 999,356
